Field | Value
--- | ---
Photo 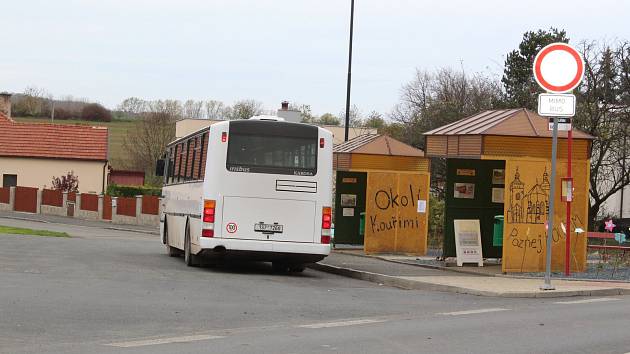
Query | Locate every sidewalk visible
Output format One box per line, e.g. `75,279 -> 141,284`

310,252 -> 630,298
0,210 -> 159,235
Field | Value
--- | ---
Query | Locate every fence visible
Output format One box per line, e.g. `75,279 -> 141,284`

0,187 -> 9,204
0,186 -> 161,226
42,189 -> 63,207
80,193 -> 98,212
14,186 -> 38,213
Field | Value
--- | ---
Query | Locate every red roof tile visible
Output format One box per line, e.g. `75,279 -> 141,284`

0,113 -> 108,161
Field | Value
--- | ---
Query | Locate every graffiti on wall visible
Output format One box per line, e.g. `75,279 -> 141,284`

502,159 -> 589,273
364,172 -> 430,255
506,167 -> 551,224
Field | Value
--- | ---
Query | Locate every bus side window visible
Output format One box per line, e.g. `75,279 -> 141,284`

192,136 -> 201,180
186,138 -> 196,181
200,132 -> 209,180
168,148 -> 175,184
179,142 -> 188,183
172,144 -> 180,184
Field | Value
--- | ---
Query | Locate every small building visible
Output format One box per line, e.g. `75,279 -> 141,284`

108,169 -> 145,186
424,109 -> 594,273
0,93 -> 109,193
333,134 -> 431,255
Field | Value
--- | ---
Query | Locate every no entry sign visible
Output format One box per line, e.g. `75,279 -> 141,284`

533,43 -> 584,93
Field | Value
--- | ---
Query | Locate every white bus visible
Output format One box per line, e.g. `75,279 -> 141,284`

156,116 -> 333,272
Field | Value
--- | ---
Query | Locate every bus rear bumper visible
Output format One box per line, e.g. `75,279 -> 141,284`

198,237 -> 330,262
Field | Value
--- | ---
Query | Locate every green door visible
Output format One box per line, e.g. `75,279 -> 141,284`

443,159 -> 505,258
334,171 -> 367,245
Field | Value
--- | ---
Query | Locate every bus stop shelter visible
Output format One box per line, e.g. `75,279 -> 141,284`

333,134 -> 431,255
424,109 -> 594,272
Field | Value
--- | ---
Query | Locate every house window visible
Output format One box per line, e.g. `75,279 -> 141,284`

2,174 -> 17,187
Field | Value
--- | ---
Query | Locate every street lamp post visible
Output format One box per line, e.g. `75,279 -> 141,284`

343,0 -> 355,142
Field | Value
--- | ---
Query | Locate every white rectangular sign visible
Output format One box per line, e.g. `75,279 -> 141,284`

538,93 -> 576,117
453,219 -> 483,267
548,117 -> 572,131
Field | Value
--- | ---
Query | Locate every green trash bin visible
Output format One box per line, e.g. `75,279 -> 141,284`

359,212 -> 366,236
493,215 -> 504,247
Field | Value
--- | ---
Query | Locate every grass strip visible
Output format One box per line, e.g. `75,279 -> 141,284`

0,225 -> 70,238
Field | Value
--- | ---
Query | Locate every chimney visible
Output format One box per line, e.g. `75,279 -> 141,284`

281,101 -> 289,111
0,92 -> 11,118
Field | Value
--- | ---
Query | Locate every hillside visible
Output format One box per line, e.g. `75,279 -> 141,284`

13,117 -> 135,169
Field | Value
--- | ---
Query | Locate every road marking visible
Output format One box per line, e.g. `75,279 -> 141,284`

298,319 -> 387,329
554,298 -> 620,305
106,334 -> 224,348
438,308 -> 510,316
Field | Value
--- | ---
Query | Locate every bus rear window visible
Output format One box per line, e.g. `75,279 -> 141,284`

227,134 -> 318,176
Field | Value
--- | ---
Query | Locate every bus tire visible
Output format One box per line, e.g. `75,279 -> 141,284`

272,262 -> 289,273
164,223 -> 180,257
184,226 -> 197,267
288,264 -> 306,273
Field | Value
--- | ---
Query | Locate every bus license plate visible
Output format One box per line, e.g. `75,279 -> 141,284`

254,223 -> 284,233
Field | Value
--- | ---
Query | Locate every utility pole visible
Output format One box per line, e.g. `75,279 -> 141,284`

343,0 -> 355,142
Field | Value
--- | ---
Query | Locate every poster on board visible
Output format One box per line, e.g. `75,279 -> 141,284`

453,219 -> 484,267
340,194 -> 357,207
492,169 -> 505,185
492,187 -> 505,204
454,183 -> 475,199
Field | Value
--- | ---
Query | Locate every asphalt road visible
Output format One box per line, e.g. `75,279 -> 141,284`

1,216 -> 629,354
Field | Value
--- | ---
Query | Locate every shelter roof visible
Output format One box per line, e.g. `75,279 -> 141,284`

333,134 -> 424,157
424,109 -> 594,140
0,112 -> 108,161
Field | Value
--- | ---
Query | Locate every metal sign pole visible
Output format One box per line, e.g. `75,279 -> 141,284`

542,116 -> 558,290
565,128 -> 572,276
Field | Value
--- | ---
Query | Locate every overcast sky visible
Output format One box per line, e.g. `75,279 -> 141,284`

2,0 -> 630,117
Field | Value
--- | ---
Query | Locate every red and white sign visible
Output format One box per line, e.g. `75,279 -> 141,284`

226,222 -> 238,233
533,43 -> 584,93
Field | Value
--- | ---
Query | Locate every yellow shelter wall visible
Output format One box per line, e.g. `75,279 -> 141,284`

364,171 -> 430,255
484,136 -> 590,161
500,157 -> 589,273
0,157 -> 107,193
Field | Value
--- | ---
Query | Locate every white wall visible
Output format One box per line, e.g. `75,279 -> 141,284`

0,157 -> 107,193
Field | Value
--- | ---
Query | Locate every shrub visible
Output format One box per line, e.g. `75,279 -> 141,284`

52,171 -> 79,192
106,184 -> 161,197
52,108 -> 74,120
81,103 -> 112,122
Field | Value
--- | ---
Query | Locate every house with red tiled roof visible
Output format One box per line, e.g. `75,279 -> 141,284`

0,93 -> 109,193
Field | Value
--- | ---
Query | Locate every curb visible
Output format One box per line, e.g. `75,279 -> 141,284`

333,250 -> 496,277
104,227 -> 159,236
308,262 -> 630,298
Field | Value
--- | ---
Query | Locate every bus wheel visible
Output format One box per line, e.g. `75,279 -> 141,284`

272,262 -> 289,273
288,264 -> 306,273
164,224 -> 180,257
184,227 -> 197,267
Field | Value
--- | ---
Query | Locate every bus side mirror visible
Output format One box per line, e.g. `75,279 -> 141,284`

155,159 -> 165,177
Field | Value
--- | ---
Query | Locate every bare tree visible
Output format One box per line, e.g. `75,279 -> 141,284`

205,100 -> 226,120
391,67 -> 504,195
117,97 -> 147,116
183,100 -> 204,119
229,99 -> 263,120
122,111 -> 177,185
572,41 -> 630,228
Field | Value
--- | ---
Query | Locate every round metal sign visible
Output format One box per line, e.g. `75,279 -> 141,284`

533,43 -> 584,93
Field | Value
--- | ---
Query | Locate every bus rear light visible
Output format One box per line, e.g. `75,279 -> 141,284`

203,199 -> 216,234
221,132 -> 228,142
321,207 -> 332,244
320,138 -> 325,148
